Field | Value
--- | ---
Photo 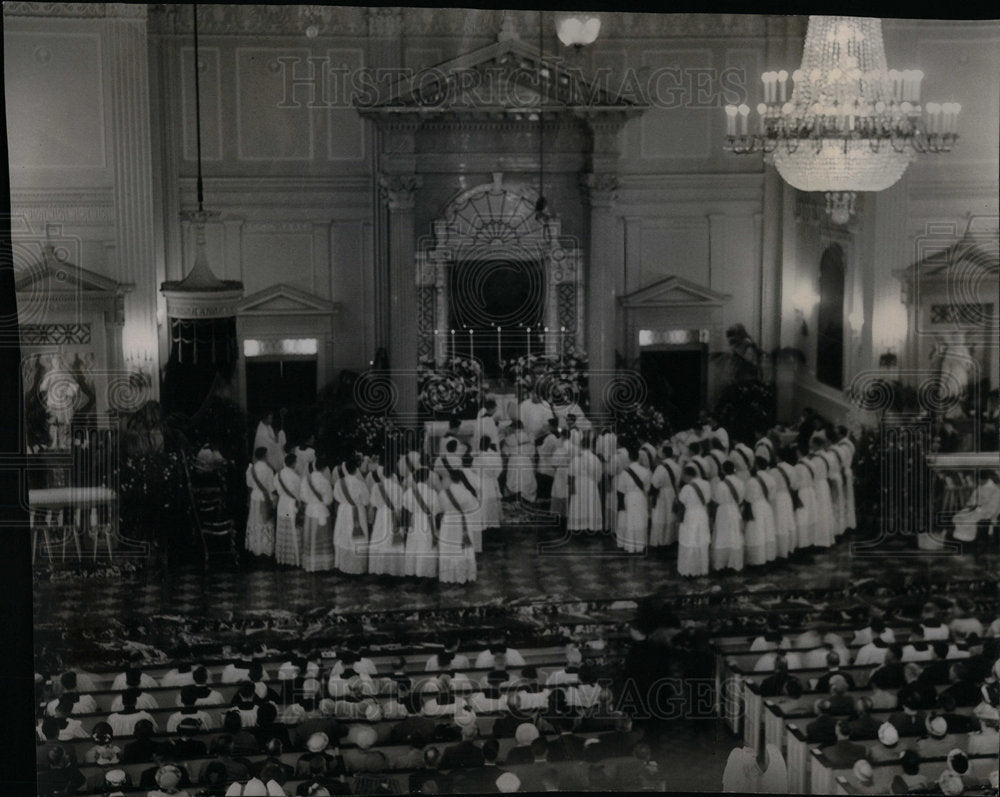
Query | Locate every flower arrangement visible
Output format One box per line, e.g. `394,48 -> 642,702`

418,355 -> 483,418
713,380 -> 776,446
500,344 -> 589,409
612,403 -> 671,445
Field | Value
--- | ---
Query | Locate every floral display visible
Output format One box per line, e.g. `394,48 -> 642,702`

500,345 -> 589,408
612,402 -> 671,445
713,379 -> 776,447
417,355 -> 483,418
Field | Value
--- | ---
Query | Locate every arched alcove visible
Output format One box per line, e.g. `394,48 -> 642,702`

416,173 -> 583,374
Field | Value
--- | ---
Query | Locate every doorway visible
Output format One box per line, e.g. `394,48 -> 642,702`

245,359 -> 317,440
640,347 -> 706,429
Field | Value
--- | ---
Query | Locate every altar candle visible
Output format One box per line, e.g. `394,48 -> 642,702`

496,326 -> 502,365
468,328 -> 474,359
527,327 -> 531,357
450,329 -> 455,360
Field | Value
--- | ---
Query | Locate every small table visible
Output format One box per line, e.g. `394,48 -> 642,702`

29,486 -> 117,563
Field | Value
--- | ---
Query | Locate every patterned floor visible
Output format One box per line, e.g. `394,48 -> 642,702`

33,498 -> 998,632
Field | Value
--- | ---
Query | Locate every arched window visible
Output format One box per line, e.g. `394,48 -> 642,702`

817,244 -> 846,389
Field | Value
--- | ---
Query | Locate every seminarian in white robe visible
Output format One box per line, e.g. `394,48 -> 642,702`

769,462 -> 797,558
438,476 -> 479,584
368,468 -> 406,577
712,471 -> 745,572
567,441 -> 603,532
472,445 -> 503,531
471,405 -> 499,453
332,465 -> 371,574
518,394 -> 555,439
615,455 -> 650,553
245,454 -> 275,557
649,456 -> 680,547
300,464 -> 335,572
402,476 -> 439,578
502,424 -> 537,503
809,449 -> 835,548
254,417 -> 287,474
794,454 -> 818,549
272,459 -> 301,567
677,472 -> 711,577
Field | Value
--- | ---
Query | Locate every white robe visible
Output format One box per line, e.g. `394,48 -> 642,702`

438,483 -> 478,584
722,744 -> 788,794
518,399 -> 554,439
712,475 -> 744,571
472,409 -> 499,453
503,430 -> 537,502
299,469 -> 335,572
744,474 -> 776,565
568,449 -> 603,532
245,460 -> 276,556
794,460 -> 817,548
615,463 -> 650,552
254,422 -> 286,473
272,466 -> 302,566
332,473 -> 370,574
677,478 -> 711,576
471,451 -> 502,530
819,449 -> 845,536
809,455 -> 834,547
770,463 -> 797,556
403,483 -> 439,578
649,459 -> 680,546
369,475 -> 406,576
292,446 -> 316,480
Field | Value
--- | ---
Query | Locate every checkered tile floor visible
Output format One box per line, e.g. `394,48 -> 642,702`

32,499 -> 998,632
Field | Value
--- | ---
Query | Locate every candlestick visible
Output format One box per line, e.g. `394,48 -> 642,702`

496,325 -> 502,368
526,326 -> 531,357
468,328 -> 473,360
450,329 -> 455,360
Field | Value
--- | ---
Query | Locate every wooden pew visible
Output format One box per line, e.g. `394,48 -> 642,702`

831,753 -> 997,795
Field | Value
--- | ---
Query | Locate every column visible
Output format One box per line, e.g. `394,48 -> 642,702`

380,173 -> 423,416
105,4 -> 159,398
582,172 -> 621,417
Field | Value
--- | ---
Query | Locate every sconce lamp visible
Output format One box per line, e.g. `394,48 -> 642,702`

847,309 -> 864,335
554,13 -> 602,48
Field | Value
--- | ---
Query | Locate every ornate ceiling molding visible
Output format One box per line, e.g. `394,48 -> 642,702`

148,4 -> 368,36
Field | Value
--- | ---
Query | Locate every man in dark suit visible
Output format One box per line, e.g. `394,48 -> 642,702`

545,715 -> 586,762
759,655 -> 802,698
821,720 -> 870,768
846,697 -> 881,741
815,651 -> 856,692
888,692 -> 926,738
915,642 -> 952,686
867,645 -> 905,690
438,725 -> 485,771
939,662 -> 983,707
805,699 -> 838,746
451,739 -> 509,794
408,747 -> 451,795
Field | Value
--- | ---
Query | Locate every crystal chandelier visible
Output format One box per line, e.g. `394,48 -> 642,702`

724,16 -> 960,223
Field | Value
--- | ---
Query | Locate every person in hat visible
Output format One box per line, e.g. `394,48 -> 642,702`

975,681 -> 1000,723
408,746 -> 449,796
438,720 -> 485,770
104,768 -> 132,794
968,715 -> 1000,755
146,763 -> 191,797
869,721 -> 902,763
846,697 -> 881,741
495,771 -> 521,793
342,724 -> 387,773
805,699 -> 838,745
295,732 -> 344,779
676,463 -> 711,577
503,723 -> 540,766
36,744 -> 86,797
916,714 -> 953,757
821,720 -> 869,768
851,759 -> 880,794
937,769 -> 965,797
83,721 -> 122,766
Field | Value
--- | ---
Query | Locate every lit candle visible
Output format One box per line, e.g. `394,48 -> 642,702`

469,328 -> 474,359
777,70 -> 788,103
738,104 -> 749,135
496,325 -> 502,365
450,329 -> 455,360
725,105 -> 738,136
526,326 -> 531,357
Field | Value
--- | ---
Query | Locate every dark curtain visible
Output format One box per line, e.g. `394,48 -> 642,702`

160,316 -> 238,418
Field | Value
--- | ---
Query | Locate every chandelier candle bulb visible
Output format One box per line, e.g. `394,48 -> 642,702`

778,70 -> 788,103
725,105 -> 738,136
738,104 -> 750,135
757,103 -> 767,133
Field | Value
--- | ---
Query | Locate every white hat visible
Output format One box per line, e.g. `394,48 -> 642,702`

455,709 -> 477,729
878,721 -> 899,747
350,724 -> 377,749
318,698 -> 337,717
496,772 -> 521,793
515,723 -> 539,746
938,770 -> 964,796
927,716 -> 948,738
853,759 -> 874,785
364,702 -> 383,722
306,732 -> 329,753
254,681 -> 269,700
265,781 -> 286,796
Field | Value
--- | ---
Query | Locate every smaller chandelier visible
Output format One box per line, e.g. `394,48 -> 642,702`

555,13 -> 601,48
724,17 -> 960,223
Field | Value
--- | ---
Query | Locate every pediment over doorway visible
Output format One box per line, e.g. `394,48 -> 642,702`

238,283 -> 339,316
618,276 -> 731,309
358,32 -> 645,116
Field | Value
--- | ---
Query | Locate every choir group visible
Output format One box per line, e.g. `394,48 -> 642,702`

244,395 -> 859,584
